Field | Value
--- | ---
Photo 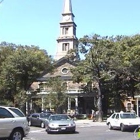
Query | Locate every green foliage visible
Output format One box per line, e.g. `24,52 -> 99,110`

0,42 -> 53,106
44,77 -> 68,113
72,34 -> 116,85
71,34 -> 140,113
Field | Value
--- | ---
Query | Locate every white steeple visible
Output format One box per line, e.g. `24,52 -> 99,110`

55,0 -> 79,61
63,0 -> 73,14
62,0 -> 75,23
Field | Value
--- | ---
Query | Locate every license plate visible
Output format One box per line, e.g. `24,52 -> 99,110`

61,127 -> 66,130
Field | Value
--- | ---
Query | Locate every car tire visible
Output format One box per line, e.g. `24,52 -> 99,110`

120,124 -> 125,132
72,130 -> 75,133
10,129 -> 23,140
108,123 -> 113,130
28,120 -> 32,126
47,130 -> 51,134
41,122 -> 45,128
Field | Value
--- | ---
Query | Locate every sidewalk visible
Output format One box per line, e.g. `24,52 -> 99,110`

74,119 -> 106,127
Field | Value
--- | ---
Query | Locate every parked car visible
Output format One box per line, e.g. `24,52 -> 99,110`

46,114 -> 76,134
28,112 -> 51,128
0,106 -> 30,140
106,111 -> 140,131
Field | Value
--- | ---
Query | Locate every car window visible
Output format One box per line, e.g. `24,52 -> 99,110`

111,114 -> 116,119
9,108 -> 25,117
32,114 -> 39,118
120,113 -> 137,119
0,108 -> 14,118
50,115 -> 70,121
40,113 -> 51,119
115,114 -> 119,119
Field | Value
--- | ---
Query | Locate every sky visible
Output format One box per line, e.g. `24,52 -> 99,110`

0,0 -> 140,58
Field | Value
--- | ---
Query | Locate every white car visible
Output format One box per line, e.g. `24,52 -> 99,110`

106,111 -> 140,131
0,106 -> 30,140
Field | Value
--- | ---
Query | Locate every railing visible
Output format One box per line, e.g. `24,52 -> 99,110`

67,89 -> 84,94
37,89 -> 84,94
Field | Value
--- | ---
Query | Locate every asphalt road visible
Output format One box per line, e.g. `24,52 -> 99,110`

25,126 -> 136,140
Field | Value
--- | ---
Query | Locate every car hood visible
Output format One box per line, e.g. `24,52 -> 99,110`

49,120 -> 74,125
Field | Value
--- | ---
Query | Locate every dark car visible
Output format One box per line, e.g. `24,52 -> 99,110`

28,113 -> 51,128
46,114 -> 76,134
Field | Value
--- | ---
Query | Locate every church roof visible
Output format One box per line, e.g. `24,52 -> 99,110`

37,56 -> 77,82
53,56 -> 77,67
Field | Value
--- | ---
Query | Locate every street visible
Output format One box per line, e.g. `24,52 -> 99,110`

26,125 -> 136,140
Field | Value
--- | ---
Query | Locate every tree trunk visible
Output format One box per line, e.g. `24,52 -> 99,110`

97,82 -> 103,122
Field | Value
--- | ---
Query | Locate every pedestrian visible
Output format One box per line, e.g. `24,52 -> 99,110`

91,110 -> 96,121
95,110 -> 99,121
131,109 -> 136,114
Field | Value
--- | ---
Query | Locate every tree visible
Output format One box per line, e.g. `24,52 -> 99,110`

71,34 -> 140,119
0,43 -> 53,107
0,42 -> 17,104
111,35 -> 140,98
71,34 -> 116,122
44,76 -> 68,113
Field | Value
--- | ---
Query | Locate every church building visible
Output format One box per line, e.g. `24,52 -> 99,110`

29,0 -> 96,115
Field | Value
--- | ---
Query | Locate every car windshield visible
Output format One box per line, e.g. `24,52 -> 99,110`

120,113 -> 137,119
49,115 -> 70,121
40,113 -> 51,119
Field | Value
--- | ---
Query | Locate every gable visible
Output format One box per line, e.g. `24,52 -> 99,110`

38,60 -> 76,81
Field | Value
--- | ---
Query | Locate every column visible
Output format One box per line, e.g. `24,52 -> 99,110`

30,99 -> 33,111
68,97 -> 71,111
26,102 -> 28,116
137,98 -> 139,116
49,101 -> 52,110
41,96 -> 44,111
75,97 -> 78,114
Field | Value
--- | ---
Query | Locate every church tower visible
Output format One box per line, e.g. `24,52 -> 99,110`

55,0 -> 79,60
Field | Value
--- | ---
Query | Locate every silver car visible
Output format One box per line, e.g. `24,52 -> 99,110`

0,106 -> 30,140
46,114 -> 76,134
28,113 -> 51,128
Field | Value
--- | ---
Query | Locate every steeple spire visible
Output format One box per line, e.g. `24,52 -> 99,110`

63,0 -> 73,14
55,0 -> 79,60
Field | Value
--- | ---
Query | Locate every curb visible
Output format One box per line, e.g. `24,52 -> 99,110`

23,137 -> 37,140
74,119 -> 106,126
